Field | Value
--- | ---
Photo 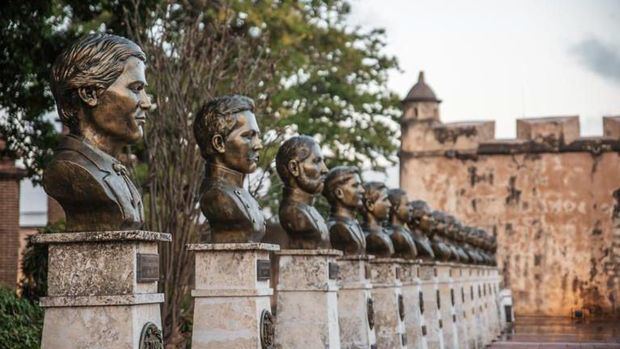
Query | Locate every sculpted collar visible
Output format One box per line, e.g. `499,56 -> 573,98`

60,134 -> 119,173
282,186 -> 314,204
206,163 -> 245,187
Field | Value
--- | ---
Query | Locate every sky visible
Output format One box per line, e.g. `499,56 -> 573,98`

19,0 -> 620,221
352,0 -> 620,186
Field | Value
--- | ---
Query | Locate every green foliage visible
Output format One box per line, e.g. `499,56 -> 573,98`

19,221 -> 65,302
0,287 -> 43,349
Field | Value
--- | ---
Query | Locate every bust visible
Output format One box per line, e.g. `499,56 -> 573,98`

429,211 -> 455,261
323,166 -> 366,254
387,189 -> 417,259
360,182 -> 395,257
407,200 -> 435,260
193,95 -> 266,242
276,135 -> 330,249
462,226 -> 483,264
443,214 -> 464,262
449,219 -> 471,263
43,34 -> 150,232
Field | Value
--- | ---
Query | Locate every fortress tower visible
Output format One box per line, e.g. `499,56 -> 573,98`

399,72 -> 620,318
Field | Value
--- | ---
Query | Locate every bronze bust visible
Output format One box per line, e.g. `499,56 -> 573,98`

462,226 -> 483,264
323,166 -> 366,254
44,33 -> 150,232
360,182 -> 395,257
408,200 -> 435,260
429,211 -> 455,261
276,135 -> 330,249
387,189 -> 417,259
194,95 -> 266,243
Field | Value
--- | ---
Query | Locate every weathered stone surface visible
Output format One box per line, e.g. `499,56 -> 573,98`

40,293 -> 164,307
32,230 -> 171,244
369,258 -> 406,349
419,262 -> 445,349
337,255 -> 376,349
190,243 -> 276,349
274,250 -> 341,349
436,262 -> 459,349
400,260 -> 428,349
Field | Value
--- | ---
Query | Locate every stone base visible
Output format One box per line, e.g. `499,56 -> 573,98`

369,258 -> 407,349
33,230 -> 171,349
337,255 -> 376,349
436,262 -> 458,349
419,262 -> 444,349
401,260 -> 428,349
274,249 -> 342,349
188,243 -> 280,349
453,265 -> 469,349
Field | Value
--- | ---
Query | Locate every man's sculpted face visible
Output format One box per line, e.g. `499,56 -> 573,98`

221,110 -> 262,174
295,143 -> 328,194
395,195 -> 413,223
371,189 -> 391,220
338,174 -> 364,209
87,57 -> 150,145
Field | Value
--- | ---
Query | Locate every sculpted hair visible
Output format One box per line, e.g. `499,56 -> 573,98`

409,200 -> 431,219
387,188 -> 406,210
51,33 -> 146,134
323,166 -> 359,205
361,181 -> 387,213
275,135 -> 317,185
194,95 -> 255,158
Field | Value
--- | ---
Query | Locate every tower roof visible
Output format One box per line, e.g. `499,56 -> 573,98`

402,71 -> 441,103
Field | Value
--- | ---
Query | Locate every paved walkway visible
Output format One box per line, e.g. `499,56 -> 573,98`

488,316 -> 620,349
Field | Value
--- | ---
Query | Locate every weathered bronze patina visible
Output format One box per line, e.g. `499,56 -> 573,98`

462,226 -> 483,264
260,309 -> 275,349
323,166 -> 366,254
276,135 -> 330,249
139,322 -> 164,349
387,189 -> 417,259
408,200 -> 436,260
360,181 -> 395,257
194,95 -> 265,242
429,211 -> 455,261
44,33 -> 150,232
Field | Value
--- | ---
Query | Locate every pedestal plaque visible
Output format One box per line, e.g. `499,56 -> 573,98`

369,258 -> 407,349
188,243 -> 280,349
337,255 -> 377,349
419,261 -> 444,349
274,249 -> 342,349
33,230 -> 171,349
401,260 -> 428,349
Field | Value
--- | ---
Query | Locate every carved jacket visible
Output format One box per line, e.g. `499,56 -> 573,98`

279,198 -> 330,249
327,215 -> 366,254
43,134 -> 144,232
410,228 -> 435,260
388,225 -> 418,259
364,225 -> 395,257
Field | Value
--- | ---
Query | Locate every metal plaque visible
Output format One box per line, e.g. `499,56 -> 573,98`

371,345 -> 377,349
421,325 -> 427,336
328,262 -> 339,280
365,264 -> 371,280
137,254 -> 159,283
257,260 -> 271,281
419,291 -> 424,314
453,314 -> 457,323
260,309 -> 275,349
395,266 -> 401,280
451,288 -> 455,306
398,294 -> 405,321
401,333 -> 407,346
139,322 -> 163,349
439,319 -> 443,329
367,297 -> 375,330
436,290 -> 441,309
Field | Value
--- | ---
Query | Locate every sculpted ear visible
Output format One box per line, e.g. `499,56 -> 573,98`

287,159 -> 300,177
77,87 -> 99,107
335,187 -> 344,200
211,134 -> 226,154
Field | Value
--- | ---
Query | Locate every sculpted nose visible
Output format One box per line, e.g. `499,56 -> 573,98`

320,161 -> 328,175
253,136 -> 263,151
139,91 -> 152,110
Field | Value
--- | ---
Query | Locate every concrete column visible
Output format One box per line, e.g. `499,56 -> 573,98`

337,255 -> 376,349
188,243 -> 279,349
419,261 -> 445,349
452,265 -> 469,349
274,249 -> 342,349
33,230 -> 171,349
401,260 -> 427,349
370,258 -> 407,349
436,262 -> 459,349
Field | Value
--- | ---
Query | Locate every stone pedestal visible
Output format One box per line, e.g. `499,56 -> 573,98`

274,249 -> 342,349
452,265 -> 469,349
436,262 -> 458,349
33,230 -> 171,349
462,265 -> 480,349
473,267 -> 490,347
336,255 -> 376,349
188,243 -> 280,349
484,267 -> 501,341
419,262 -> 444,349
370,258 -> 407,349
401,260 -> 427,349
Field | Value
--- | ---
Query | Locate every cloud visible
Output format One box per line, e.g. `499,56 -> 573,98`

571,38 -> 620,85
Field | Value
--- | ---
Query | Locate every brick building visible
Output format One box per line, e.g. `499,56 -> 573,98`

400,72 -> 620,318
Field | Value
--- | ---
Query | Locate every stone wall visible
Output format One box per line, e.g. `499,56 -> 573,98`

400,110 -> 620,317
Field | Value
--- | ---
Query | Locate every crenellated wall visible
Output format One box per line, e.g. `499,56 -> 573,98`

400,105 -> 620,317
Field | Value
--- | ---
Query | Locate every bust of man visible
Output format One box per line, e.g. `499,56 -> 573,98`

360,182 -> 394,257
193,95 -> 265,243
387,189 -> 417,259
276,135 -> 330,249
323,166 -> 366,254
429,211 -> 455,261
43,34 -> 150,232
408,200 -> 435,260
462,226 -> 483,264
448,219 -> 471,263
443,214 -> 464,262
